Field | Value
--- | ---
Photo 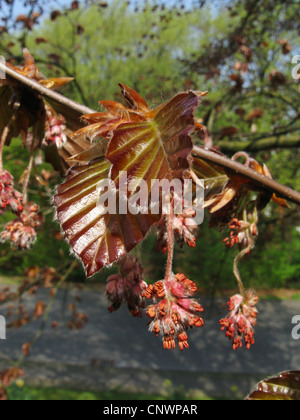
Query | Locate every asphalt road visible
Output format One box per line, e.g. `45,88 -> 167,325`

1,286 -> 299,376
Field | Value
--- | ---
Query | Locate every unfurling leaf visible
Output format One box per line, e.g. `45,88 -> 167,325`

192,147 -> 289,229
106,91 -> 201,191
55,85 -> 207,276
39,78 -> 74,90
0,49 -> 74,148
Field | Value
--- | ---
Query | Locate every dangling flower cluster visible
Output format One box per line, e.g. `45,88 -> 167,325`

44,111 -> 67,149
105,256 -> 147,317
0,171 -> 23,214
173,208 -> 198,248
0,203 -> 43,249
144,273 -> 204,350
157,207 -> 198,254
219,290 -> 258,351
223,218 -> 258,251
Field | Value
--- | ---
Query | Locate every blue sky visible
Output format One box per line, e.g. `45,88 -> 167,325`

13,0 -> 71,15
12,0 -> 199,17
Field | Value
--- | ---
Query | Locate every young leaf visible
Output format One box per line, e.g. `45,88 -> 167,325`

106,91 -> 203,194
247,371 -> 300,400
55,86 -> 206,277
0,49 -> 74,148
193,148 -> 289,212
192,148 -> 229,198
55,157 -> 159,277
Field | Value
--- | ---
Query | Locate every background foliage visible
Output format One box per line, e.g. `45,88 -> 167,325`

0,0 -> 299,289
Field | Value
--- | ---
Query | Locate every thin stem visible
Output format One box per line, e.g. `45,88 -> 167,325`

0,113 -> 16,171
22,154 -> 34,205
0,350 -> 15,365
0,62 -> 93,116
233,205 -> 256,297
233,250 -> 247,298
232,151 -> 250,167
165,203 -> 175,282
22,131 -> 36,204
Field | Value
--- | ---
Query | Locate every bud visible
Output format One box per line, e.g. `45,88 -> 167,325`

0,203 -> 43,249
44,111 -> 67,149
0,171 -> 23,214
105,256 -> 147,317
157,205 -> 198,253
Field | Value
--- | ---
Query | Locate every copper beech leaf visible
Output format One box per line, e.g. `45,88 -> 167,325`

106,91 -> 204,193
55,86 -> 206,277
55,157 -> 159,277
247,371 -> 300,400
192,148 -> 229,200
0,49 -> 74,154
192,148 -> 289,213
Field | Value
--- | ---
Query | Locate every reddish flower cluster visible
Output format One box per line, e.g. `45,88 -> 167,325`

106,256 -> 147,317
219,290 -> 258,351
0,171 -> 23,214
44,112 -> 67,149
223,218 -> 258,251
0,203 -> 43,249
173,208 -> 198,248
144,273 -> 204,350
157,208 -> 198,254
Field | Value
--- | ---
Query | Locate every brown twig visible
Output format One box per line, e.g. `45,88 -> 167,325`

22,133 -> 36,204
22,155 -> 34,205
0,62 -> 93,116
165,205 -> 175,282
0,112 -> 16,171
192,146 -> 300,206
1,61 -> 300,206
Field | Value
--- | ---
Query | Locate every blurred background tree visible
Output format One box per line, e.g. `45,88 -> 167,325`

0,0 -> 299,290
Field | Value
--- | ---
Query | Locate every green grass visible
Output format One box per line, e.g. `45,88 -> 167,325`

0,274 -> 23,287
6,383 -> 213,401
6,384 -> 166,401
